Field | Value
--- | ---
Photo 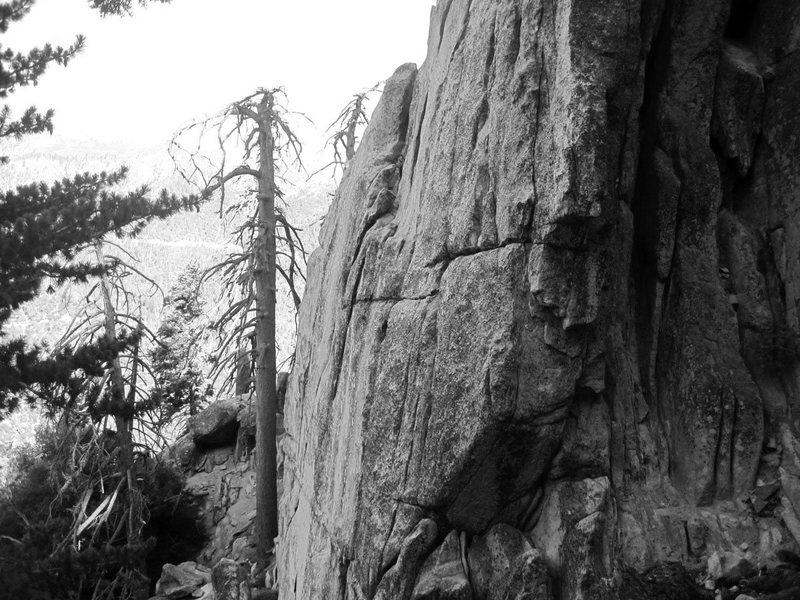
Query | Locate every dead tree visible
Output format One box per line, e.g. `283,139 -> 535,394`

93,241 -> 139,548
313,83 -> 381,179
170,88 -> 306,557
39,238 -> 171,599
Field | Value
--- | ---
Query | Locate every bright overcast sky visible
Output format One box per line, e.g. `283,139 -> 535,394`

4,0 -> 434,151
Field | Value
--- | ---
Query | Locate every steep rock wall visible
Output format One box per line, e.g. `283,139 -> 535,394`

279,1 -> 800,598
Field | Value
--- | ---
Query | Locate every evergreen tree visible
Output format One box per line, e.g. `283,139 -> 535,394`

0,0 -> 194,417
148,262 -> 211,419
15,243 -> 205,599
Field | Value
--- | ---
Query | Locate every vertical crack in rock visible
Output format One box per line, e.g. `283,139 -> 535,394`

436,0 -> 453,53
407,93 -> 428,190
448,0 -> 474,64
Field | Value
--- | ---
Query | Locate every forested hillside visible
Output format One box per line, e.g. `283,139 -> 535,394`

1,136 -> 331,343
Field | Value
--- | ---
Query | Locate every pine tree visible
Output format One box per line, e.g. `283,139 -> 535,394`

25,241 -> 208,599
0,0 -> 195,417
148,262 -> 211,419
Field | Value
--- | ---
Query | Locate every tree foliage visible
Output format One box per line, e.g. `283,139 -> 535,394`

0,1 -> 84,158
0,169 -> 199,415
0,0 -> 199,418
147,262 -> 211,419
88,0 -> 172,16
0,0 -> 171,155
0,422 -> 199,600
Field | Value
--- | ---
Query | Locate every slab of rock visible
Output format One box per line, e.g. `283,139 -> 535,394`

374,519 -> 438,600
711,42 -> 765,175
276,371 -> 289,414
194,583 -> 214,600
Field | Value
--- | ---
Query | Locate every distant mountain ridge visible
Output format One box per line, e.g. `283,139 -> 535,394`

1,136 -> 333,345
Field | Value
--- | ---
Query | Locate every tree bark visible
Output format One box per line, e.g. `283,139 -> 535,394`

235,343 -> 251,396
253,93 -> 279,555
344,100 -> 359,162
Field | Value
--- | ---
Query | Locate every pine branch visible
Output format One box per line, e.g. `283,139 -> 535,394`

0,1 -> 33,34
87,0 -> 171,17
0,35 -> 86,97
0,104 -> 53,138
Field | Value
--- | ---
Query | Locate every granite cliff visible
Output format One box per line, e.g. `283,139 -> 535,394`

279,1 -> 800,598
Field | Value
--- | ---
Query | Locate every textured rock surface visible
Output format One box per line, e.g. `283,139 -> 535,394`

279,0 -> 800,598
153,561 -> 212,599
212,558 -> 252,600
412,531 -> 471,600
167,396 -> 285,567
468,524 -> 551,600
188,396 -> 240,449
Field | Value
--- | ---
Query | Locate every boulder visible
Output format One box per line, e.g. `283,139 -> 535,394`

467,524 -> 551,600
154,561 -> 212,598
374,519 -> 438,600
708,552 -> 758,587
166,400 -> 258,567
212,558 -> 251,600
189,396 -> 240,449
412,531 -> 472,600
168,433 -> 196,468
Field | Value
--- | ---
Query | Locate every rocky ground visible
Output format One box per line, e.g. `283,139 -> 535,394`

147,393 -> 286,600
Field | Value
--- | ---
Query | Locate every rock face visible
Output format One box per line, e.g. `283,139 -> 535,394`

279,1 -> 800,598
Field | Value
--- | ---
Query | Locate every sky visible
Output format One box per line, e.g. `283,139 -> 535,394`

3,0 -> 434,158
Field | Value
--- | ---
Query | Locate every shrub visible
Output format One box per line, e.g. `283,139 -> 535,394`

0,423 -> 204,600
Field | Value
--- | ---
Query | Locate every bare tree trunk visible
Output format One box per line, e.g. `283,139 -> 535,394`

254,94 -> 279,555
235,343 -> 250,396
344,97 -> 362,161
172,87 -> 305,559
94,242 -> 138,547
